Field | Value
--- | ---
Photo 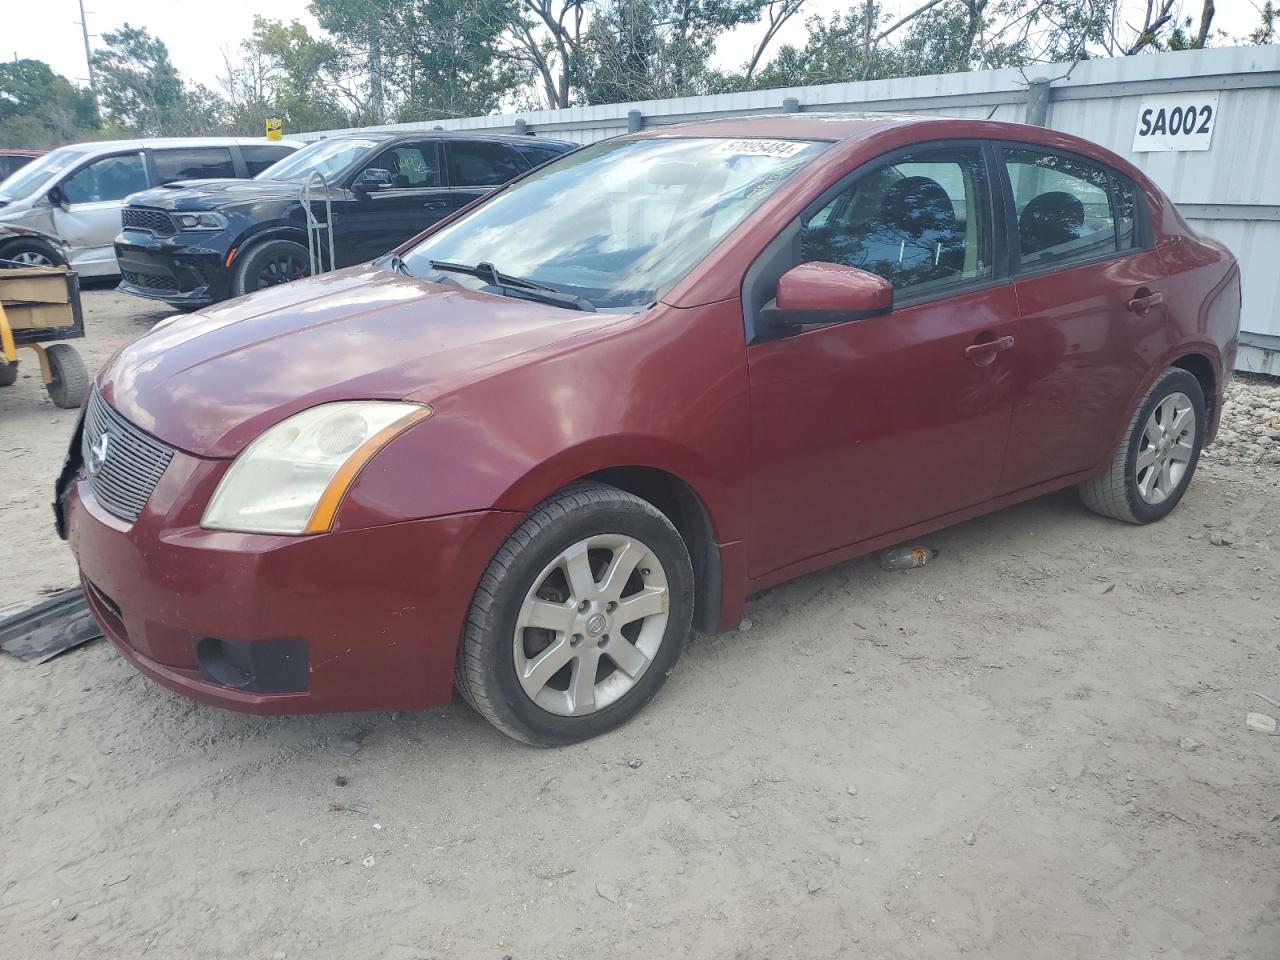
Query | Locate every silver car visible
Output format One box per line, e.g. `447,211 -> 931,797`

0,138 -> 300,276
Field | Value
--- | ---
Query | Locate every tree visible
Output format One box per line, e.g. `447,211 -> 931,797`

92,25 -> 223,135
311,0 -> 525,122
0,60 -> 100,149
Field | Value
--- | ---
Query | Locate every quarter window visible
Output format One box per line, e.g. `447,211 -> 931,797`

60,153 -> 148,204
1003,148 -> 1121,269
799,145 -> 993,297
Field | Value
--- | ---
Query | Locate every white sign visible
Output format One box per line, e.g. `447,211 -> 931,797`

710,139 -> 808,159
1132,93 -> 1219,152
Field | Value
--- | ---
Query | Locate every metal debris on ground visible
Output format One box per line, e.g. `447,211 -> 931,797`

0,588 -> 101,663
877,545 -> 939,571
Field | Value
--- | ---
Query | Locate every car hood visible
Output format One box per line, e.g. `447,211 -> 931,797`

126,178 -> 306,211
98,265 -> 623,458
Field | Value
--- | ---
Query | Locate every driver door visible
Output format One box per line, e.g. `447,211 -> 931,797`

745,142 -> 1020,578
51,151 -> 149,274
334,140 -> 450,265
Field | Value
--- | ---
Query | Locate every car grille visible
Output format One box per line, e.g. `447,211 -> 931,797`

82,389 -> 175,522
121,270 -> 179,293
121,207 -> 176,237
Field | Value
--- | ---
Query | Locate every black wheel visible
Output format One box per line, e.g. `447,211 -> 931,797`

44,344 -> 89,409
1,238 -> 66,269
231,239 -> 310,296
456,482 -> 695,747
0,362 -> 17,387
1079,367 -> 1206,524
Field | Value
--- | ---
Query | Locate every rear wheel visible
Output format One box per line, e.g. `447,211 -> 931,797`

44,344 -> 89,409
231,239 -> 310,297
1078,367 -> 1205,524
456,482 -> 694,746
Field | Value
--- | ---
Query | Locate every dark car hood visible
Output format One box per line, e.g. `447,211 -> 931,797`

99,265 -> 622,458
126,177 -> 306,211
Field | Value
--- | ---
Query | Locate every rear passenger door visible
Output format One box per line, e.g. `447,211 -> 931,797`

996,145 -> 1169,493
443,139 -> 529,210
336,140 -> 449,265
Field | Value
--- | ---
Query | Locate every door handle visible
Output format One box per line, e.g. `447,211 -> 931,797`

423,201 -> 448,211
964,335 -> 1015,363
1127,289 -> 1164,314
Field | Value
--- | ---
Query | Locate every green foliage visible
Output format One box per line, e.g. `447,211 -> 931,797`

311,0 -> 525,122
92,24 -> 220,135
0,60 -> 100,149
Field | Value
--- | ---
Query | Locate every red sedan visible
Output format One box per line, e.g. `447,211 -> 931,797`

58,115 -> 1239,745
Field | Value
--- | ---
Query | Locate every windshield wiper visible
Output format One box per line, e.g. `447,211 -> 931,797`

427,259 -> 595,312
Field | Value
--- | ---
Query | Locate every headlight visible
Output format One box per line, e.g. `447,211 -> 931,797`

174,211 -> 228,230
202,401 -> 432,535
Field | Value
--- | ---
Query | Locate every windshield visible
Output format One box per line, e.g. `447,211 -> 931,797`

0,145 -> 94,201
400,136 -> 828,311
255,138 -> 379,183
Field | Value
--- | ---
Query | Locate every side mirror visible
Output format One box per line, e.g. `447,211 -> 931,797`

47,185 -> 69,209
353,168 -> 393,193
761,262 -> 893,329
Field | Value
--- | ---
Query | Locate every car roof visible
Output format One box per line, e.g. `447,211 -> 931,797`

314,131 -> 577,147
43,137 -> 305,154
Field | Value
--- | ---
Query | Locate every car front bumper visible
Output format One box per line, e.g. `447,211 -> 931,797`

114,232 -> 233,306
64,455 -> 517,715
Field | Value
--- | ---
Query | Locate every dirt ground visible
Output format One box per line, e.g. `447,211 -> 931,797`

1,287 -> 1278,960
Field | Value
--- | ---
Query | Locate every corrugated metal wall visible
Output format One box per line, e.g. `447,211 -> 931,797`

298,46 -> 1280,369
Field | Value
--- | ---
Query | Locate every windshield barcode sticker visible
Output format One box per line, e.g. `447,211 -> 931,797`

710,139 -> 808,159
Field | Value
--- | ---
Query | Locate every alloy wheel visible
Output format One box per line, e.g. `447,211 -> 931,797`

255,254 -> 308,289
1135,391 -> 1195,505
11,250 -> 55,267
512,534 -> 670,717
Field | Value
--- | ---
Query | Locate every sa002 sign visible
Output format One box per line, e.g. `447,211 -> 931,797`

1132,93 -> 1218,152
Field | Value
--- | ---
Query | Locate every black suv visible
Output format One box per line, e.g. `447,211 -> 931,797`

114,132 -> 576,309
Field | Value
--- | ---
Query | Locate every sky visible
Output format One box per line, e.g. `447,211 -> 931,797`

3,0 -> 1268,100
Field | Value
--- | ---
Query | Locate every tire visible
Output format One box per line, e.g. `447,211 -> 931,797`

456,481 -> 695,747
44,344 -> 90,409
0,362 -> 17,387
231,239 -> 310,297
1,238 -> 66,269
1078,367 -> 1206,524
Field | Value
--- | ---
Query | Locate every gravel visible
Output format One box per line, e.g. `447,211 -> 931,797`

1203,373 -> 1280,466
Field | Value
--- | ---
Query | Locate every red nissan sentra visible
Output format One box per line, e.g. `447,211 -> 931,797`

57,115 -> 1240,745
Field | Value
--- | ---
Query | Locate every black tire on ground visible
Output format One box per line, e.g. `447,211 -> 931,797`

0,362 -> 17,387
0,238 -> 66,269
44,343 -> 89,409
456,481 -> 695,747
231,239 -> 310,297
1078,367 -> 1206,524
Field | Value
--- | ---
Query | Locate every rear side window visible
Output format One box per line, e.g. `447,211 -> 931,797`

60,153 -> 148,204
446,141 -> 528,187
242,144 -> 295,176
513,142 -> 569,167
1002,148 -> 1122,270
153,147 -> 235,182
799,144 -> 994,298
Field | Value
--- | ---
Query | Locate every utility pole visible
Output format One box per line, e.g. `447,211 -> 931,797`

77,0 -> 97,101
369,14 -> 384,124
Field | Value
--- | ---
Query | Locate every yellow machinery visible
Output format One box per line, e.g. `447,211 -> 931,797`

0,261 -> 88,409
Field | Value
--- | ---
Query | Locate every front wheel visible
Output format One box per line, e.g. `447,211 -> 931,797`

456,482 -> 695,746
1,239 -> 66,269
231,239 -> 310,297
1079,367 -> 1206,524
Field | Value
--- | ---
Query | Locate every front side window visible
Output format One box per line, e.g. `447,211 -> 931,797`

1003,148 -> 1118,269
359,143 -> 443,188
446,141 -> 528,187
60,153 -> 148,204
401,136 -> 828,311
152,147 -> 235,182
800,145 -> 993,298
